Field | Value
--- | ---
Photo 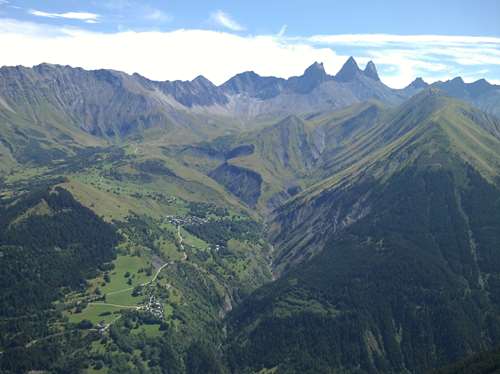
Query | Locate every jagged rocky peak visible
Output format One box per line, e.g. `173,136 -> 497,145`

467,78 -> 495,98
408,77 -> 429,89
220,70 -> 285,99
469,78 -> 493,91
191,75 -> 215,87
449,76 -> 465,85
471,78 -> 490,87
363,60 -> 380,81
287,61 -> 331,94
222,71 -> 263,87
33,62 -> 58,70
300,61 -> 330,85
335,56 -> 361,82
303,61 -> 327,77
236,70 -> 260,79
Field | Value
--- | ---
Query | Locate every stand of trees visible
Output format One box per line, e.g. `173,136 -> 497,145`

0,186 -> 120,372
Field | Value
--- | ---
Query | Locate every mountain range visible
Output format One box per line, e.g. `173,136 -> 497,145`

1,57 -> 500,373
1,57 -> 499,142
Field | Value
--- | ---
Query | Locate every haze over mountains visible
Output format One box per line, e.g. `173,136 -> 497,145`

1,55 -> 500,373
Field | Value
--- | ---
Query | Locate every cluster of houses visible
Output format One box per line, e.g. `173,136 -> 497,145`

97,321 -> 109,334
142,295 -> 164,320
209,244 -> 221,253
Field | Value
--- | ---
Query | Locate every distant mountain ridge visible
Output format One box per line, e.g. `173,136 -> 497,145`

1,57 -> 498,128
2,54 -> 500,374
0,57 -> 499,171
400,75 -> 500,117
2,57 -> 498,116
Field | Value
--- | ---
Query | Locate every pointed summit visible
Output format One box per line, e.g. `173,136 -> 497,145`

301,62 -> 329,85
220,71 -> 261,92
408,77 -> 428,89
450,76 -> 465,84
468,78 -> 494,98
221,71 -> 284,99
303,61 -> 327,77
192,75 -> 214,86
468,79 -> 494,94
440,76 -> 468,95
363,61 -> 380,81
287,61 -> 331,94
335,56 -> 361,82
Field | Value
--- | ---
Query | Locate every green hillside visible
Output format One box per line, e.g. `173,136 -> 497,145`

1,70 -> 500,374
270,90 -> 500,273
226,92 -> 500,373
0,134 -> 272,372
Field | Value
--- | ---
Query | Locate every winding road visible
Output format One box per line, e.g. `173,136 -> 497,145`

22,229 -> 187,350
68,227 -> 187,336
143,261 -> 170,286
177,225 -> 184,250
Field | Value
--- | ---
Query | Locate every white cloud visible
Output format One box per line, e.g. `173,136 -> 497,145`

28,10 -> 100,22
209,10 -> 244,32
302,33 -> 500,88
0,19 -> 498,88
0,19 -> 342,85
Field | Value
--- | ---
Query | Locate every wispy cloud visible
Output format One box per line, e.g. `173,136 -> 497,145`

90,1 -> 172,25
278,24 -> 288,37
210,10 -> 244,31
302,33 -> 500,87
308,33 -> 500,45
28,9 -> 100,23
144,8 -> 172,22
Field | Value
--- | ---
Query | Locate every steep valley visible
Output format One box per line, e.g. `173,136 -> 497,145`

1,59 -> 500,373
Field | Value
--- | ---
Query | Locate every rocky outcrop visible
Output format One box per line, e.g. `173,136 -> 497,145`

209,163 -> 262,207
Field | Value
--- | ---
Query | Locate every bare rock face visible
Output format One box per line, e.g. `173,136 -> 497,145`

0,64 -> 174,138
409,77 -> 429,89
287,61 -> 333,94
158,75 -> 229,107
209,163 -> 262,207
364,60 -> 380,81
221,71 -> 285,99
335,56 -> 362,82
0,58 -> 403,142
1,57 -> 499,144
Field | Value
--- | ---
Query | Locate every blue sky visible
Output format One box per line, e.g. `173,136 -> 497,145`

0,0 -> 499,87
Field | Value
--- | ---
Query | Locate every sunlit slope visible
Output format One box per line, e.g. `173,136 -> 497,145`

271,89 -> 500,273
227,91 -> 500,374
176,101 -> 390,209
